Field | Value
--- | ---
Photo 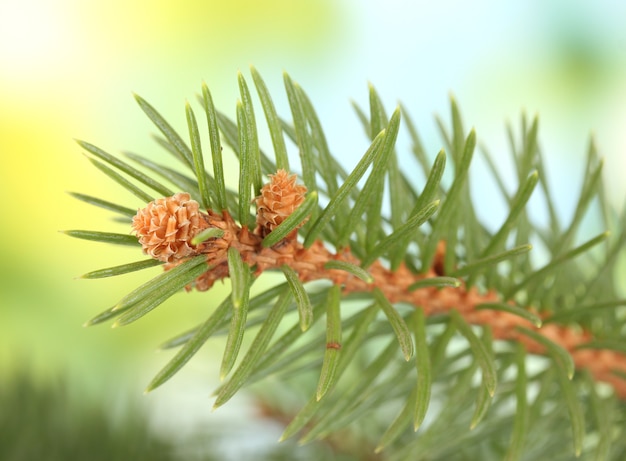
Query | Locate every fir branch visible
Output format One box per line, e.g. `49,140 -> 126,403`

71,69 -> 626,460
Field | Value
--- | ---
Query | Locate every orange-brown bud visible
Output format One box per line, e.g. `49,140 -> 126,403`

132,193 -> 208,262
255,169 -> 307,237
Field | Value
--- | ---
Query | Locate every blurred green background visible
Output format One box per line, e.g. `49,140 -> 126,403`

1,0 -> 625,458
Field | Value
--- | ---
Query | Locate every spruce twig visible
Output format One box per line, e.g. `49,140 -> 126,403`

69,69 -> 626,460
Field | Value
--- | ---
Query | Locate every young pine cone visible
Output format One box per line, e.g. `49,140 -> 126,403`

132,192 -> 208,262
255,169 -> 308,238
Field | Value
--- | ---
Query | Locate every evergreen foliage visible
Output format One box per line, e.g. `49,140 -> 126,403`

68,68 -> 626,460
0,371 -> 177,461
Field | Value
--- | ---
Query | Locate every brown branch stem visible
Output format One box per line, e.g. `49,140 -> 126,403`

163,209 -> 626,398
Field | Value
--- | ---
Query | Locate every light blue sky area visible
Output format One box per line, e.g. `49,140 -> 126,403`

286,0 -> 626,229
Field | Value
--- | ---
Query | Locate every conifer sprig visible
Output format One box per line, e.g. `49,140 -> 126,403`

69,68 -> 626,460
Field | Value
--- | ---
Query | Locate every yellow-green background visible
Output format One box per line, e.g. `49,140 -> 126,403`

1,0 -> 625,454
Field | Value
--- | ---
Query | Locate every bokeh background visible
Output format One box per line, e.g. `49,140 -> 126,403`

1,0 -> 625,459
